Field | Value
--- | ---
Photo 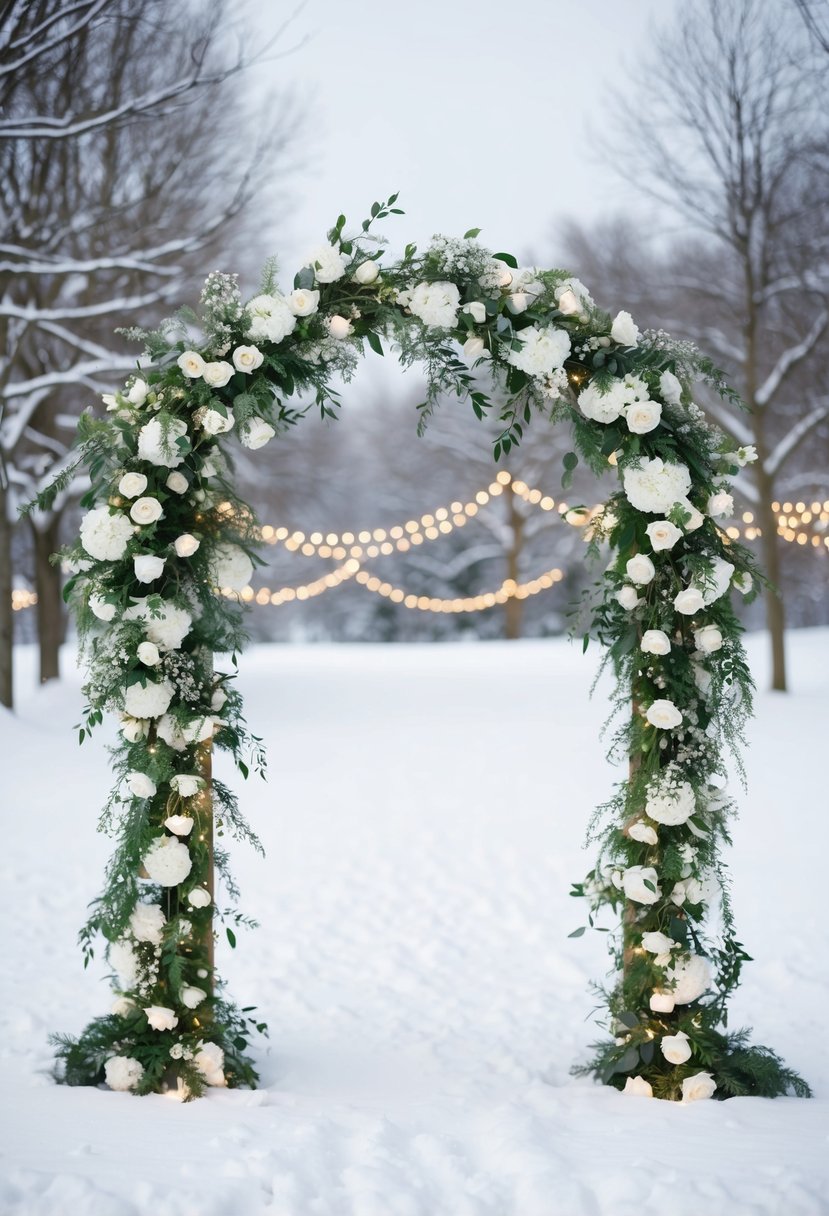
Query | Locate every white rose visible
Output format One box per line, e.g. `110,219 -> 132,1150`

118,472 -> 148,499
508,324 -> 571,378
623,1075 -> 653,1097
171,774 -> 203,797
232,345 -> 264,373
667,954 -> 712,1004
211,542 -> 253,592
127,771 -> 157,799
80,507 -> 134,562
463,336 -> 486,364
623,458 -> 692,514
646,699 -> 683,729
194,1040 -> 225,1086
287,288 -> 320,316
694,625 -> 723,654
177,351 -> 206,379
661,1031 -> 692,1065
187,887 -> 211,908
409,280 -> 461,329
676,498 -> 705,532
626,399 -> 662,434
199,408 -> 234,436
696,557 -> 734,606
327,314 -> 353,339
127,379 -> 149,406
616,585 -> 641,610
130,497 -> 163,526
125,600 -> 192,651
202,360 -> 234,388
143,835 -> 192,886
145,1005 -> 179,1032
645,520 -> 683,552
173,534 -> 200,558
649,990 -> 676,1013
353,261 -> 379,285
610,310 -> 639,347
707,491 -> 734,519
111,997 -> 135,1017
646,779 -> 695,825
622,865 -> 661,905
674,587 -> 705,615
246,293 -> 297,343
211,687 -> 227,710
506,292 -> 529,314
134,554 -> 165,583
105,1056 -> 144,1092
156,712 -> 212,751
555,277 -> 593,312
165,471 -> 189,495
463,301 -> 487,323
659,370 -> 683,405
89,595 -> 117,622
628,820 -> 658,845
307,244 -> 347,284
556,288 -> 581,315
578,381 -> 626,424
129,902 -> 166,945
119,715 -> 149,743
240,416 -> 275,450
642,931 -> 677,956
640,629 -> 671,655
180,985 -> 207,1010
164,814 -> 195,836
124,678 -> 174,720
109,939 -> 139,988
681,1071 -> 717,1102
137,417 -> 188,468
733,571 -> 753,594
625,554 -> 656,586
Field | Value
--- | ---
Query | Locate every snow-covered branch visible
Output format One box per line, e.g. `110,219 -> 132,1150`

767,399 -> 829,476
756,312 -> 828,408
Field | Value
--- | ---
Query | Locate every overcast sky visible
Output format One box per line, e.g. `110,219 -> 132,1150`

244,0 -> 681,270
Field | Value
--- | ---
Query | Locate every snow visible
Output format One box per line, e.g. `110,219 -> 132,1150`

2,630 -> 828,1216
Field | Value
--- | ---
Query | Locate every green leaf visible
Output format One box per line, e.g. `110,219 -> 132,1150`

563,451 -> 579,472
493,251 -> 518,268
226,927 -> 237,949
568,926 -> 586,938
463,227 -> 482,239
366,330 -> 384,357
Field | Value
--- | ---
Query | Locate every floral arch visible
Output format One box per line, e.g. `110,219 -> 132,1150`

37,195 -> 807,1102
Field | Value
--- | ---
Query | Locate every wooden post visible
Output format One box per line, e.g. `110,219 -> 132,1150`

197,737 -> 215,982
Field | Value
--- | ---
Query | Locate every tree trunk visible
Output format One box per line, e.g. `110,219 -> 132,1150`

30,516 -> 64,684
754,463 -> 787,691
504,483 -> 524,640
0,482 -> 13,709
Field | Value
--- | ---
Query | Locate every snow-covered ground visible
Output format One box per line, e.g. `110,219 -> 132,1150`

1,630 -> 828,1216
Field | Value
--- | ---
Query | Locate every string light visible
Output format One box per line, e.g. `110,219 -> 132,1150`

350,564 -> 565,613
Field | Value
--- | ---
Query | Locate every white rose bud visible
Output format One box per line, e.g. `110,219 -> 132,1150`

133,554 -> 165,583
127,379 -> 149,406
642,931 -> 676,956
733,571 -> 752,595
616,585 -> 641,610
118,472 -> 148,499
287,288 -> 320,316
649,991 -> 676,1013
187,887 -> 211,908
240,417 -> 276,450
165,471 -> 189,495
463,301 -> 487,323
610,310 -> 639,347
137,641 -> 160,666
640,629 -> 671,656
645,520 -> 682,552
677,498 -> 705,532
173,534 -> 200,558
659,370 -> 683,405
626,400 -> 662,435
145,1006 -> 179,1032
231,345 -> 264,373
199,409 -> 234,435
463,336 -> 486,364
622,865 -> 661,905
89,595 -> 116,622
674,587 -> 705,615
628,820 -> 658,845
707,491 -> 734,519
661,1031 -> 692,1066
353,260 -> 380,285
646,699 -> 683,729
694,625 -> 723,654
177,351 -> 206,379
130,497 -> 163,526
506,292 -> 529,314
556,288 -> 580,315
127,771 -> 157,799
327,314 -> 353,340
623,1075 -> 653,1097
625,554 -> 656,586
164,814 -> 194,836
171,774 -> 203,797
180,985 -> 207,1010
202,360 -> 234,388
681,1072 -> 717,1102
211,687 -> 227,710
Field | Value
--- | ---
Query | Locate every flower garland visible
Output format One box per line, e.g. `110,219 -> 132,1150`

36,194 -> 808,1102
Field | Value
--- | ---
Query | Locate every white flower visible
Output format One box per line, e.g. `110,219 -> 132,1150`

646,699 -> 683,729
246,293 -> 297,343
109,939 -> 139,988
646,778 -> 695,825
676,498 -> 705,532
111,997 -> 135,1017
240,417 -> 275,450
105,1056 -> 144,1092
211,687 -> 227,710
307,244 -> 347,284
623,458 -> 692,514
125,599 -> 192,651
622,865 -> 661,905
463,301 -> 487,323
171,774 -> 203,797
124,679 -> 174,720
164,814 -> 195,836
178,351 -> 206,379
119,715 -> 149,743
646,520 -> 683,552
137,417 -> 188,468
165,471 -> 189,495
80,507 -> 134,562
659,370 -> 683,405
640,629 -> 671,656
508,324 -> 571,379
232,345 -> 264,373
674,587 -> 705,615
202,360 -> 234,388
180,985 -> 207,1010
578,381 -> 627,424
623,1075 -> 653,1097
661,1031 -> 692,1065
696,557 -> 735,606
173,534 -> 200,558
694,625 -> 723,654
735,445 -> 758,466
506,292 -> 530,314
692,659 -> 712,698
353,261 -> 379,285
287,288 -> 320,316
211,542 -> 253,592
156,713 -> 213,751
118,472 -> 148,499
667,954 -> 712,1004
127,771 -> 157,799
642,931 -> 677,957
327,314 -> 353,339
145,1005 -> 179,1032
626,399 -> 662,434
187,887 -> 211,908
89,595 -> 117,622
733,571 -> 752,595
610,310 -> 639,346
130,497 -> 163,526
134,554 -> 165,583
626,554 -> 656,586
143,835 -> 192,886
129,902 -> 166,945
616,585 -> 641,610
681,1072 -> 717,1102
707,491 -> 734,519
649,990 -> 676,1013
409,280 -> 461,329
199,408 -> 234,436
463,336 -> 486,363
194,1040 -> 225,1086
126,379 -> 149,406
628,820 -> 658,845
